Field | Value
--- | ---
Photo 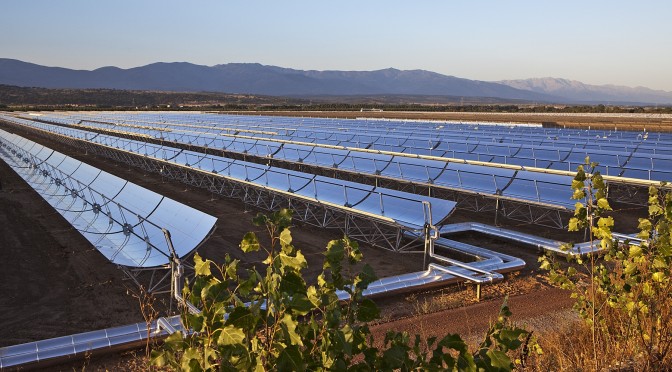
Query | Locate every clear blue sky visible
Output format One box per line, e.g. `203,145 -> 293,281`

2,0 -> 671,90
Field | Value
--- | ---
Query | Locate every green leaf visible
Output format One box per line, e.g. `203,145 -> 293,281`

226,306 -> 257,330
499,328 -> 527,344
597,197 -> 612,210
649,203 -> 664,216
150,349 -> 173,368
279,250 -> 307,271
240,232 -> 260,252
204,281 -> 230,303
571,179 -> 584,191
277,345 -> 306,372
637,218 -> 652,230
307,285 -> 321,307
486,349 -> 511,369
625,262 -> 638,275
593,174 -> 606,190
280,313 -> 303,346
180,348 -> 204,371
324,239 -> 346,269
289,293 -> 314,315
271,208 -> 293,230
598,216 -> 614,229
225,259 -> 239,279
652,272 -> 667,282
653,257 -> 668,269
354,264 -> 378,290
437,333 -> 469,354
279,270 -> 307,294
568,217 -> 581,232
252,213 -> 268,226
382,345 -> 408,369
218,325 -> 246,346
194,253 -> 211,277
186,313 -> 205,332
279,228 -> 293,250
628,245 -> 643,258
357,298 -> 380,322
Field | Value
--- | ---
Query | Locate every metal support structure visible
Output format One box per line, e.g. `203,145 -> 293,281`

422,201 -> 500,300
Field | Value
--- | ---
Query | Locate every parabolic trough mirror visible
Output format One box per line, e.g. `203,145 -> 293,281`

0,129 -> 218,291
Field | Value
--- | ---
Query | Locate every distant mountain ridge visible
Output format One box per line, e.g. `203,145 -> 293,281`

1,58 -> 670,105
499,77 -> 672,105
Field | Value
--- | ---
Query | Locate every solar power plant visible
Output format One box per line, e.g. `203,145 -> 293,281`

0,128 -> 218,268
0,111 -> 664,369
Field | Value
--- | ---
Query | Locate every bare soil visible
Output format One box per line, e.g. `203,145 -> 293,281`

0,113 -> 652,370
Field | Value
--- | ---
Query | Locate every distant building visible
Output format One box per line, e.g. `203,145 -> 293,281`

360,108 -> 383,112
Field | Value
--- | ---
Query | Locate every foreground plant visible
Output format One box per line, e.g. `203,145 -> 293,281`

541,159 -> 672,370
152,209 -> 534,371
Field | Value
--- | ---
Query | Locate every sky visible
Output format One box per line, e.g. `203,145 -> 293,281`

2,0 -> 671,91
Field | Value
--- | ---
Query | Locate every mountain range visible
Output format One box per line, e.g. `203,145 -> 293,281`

1,58 -> 671,105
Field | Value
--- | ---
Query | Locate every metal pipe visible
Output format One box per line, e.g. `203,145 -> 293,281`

440,221 -> 604,256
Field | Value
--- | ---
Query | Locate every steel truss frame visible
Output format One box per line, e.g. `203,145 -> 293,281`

219,148 -> 570,229
606,182 -> 650,206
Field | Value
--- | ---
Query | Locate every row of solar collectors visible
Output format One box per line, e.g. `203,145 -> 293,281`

5,116 -> 577,210
182,116 -> 672,155
37,112 -> 672,158
41,114 -> 672,181
50,111 -> 672,144
32,113 -> 670,148
44,112 -> 672,154
0,129 -> 217,268
158,113 -> 672,146
2,116 -> 457,229
38,113 -> 672,163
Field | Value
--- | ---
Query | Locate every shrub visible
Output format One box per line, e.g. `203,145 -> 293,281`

151,209 -> 535,371
541,160 -> 672,371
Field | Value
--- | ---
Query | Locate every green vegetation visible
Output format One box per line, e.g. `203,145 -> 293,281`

540,160 -> 672,370
151,209 -> 535,371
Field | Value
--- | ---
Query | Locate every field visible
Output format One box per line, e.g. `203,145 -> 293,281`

0,111 -> 663,370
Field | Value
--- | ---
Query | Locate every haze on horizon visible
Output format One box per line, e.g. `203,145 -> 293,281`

2,0 -> 671,91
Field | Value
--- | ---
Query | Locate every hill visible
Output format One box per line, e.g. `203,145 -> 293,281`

0,59 -> 556,102
499,77 -> 672,105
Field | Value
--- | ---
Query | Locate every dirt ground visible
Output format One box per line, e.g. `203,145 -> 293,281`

0,114 -> 652,370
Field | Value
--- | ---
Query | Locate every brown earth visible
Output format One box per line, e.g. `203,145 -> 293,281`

0,113 -> 652,370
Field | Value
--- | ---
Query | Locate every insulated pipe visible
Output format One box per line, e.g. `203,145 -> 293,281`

439,221 -> 642,256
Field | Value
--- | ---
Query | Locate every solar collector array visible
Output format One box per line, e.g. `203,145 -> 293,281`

6,116 -> 577,210
0,129 -> 218,268
2,117 -> 456,229
36,112 -> 672,181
